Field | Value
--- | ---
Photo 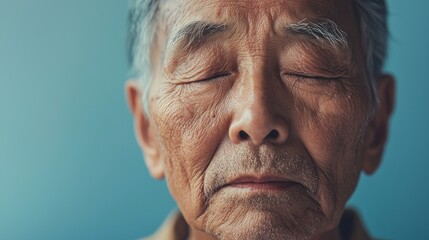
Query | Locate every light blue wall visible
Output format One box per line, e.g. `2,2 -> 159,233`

347,1 -> 429,239
0,1 -> 427,239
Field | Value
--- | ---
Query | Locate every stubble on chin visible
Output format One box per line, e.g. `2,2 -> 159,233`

203,190 -> 325,240
199,144 -> 326,240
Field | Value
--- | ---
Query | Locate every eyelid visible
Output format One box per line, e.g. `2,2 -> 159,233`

198,72 -> 232,82
286,72 -> 341,81
171,71 -> 231,85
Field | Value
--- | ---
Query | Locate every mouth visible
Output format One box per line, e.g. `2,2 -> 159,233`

222,175 -> 300,192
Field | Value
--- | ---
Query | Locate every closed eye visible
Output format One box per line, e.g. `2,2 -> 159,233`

286,73 -> 341,81
198,72 -> 231,83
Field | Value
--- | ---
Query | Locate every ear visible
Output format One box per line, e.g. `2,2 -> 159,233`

125,80 -> 164,179
362,74 -> 396,175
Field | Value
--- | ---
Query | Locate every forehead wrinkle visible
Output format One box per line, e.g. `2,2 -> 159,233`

160,1 -> 355,74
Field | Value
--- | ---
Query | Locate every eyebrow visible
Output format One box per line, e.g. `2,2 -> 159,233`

286,18 -> 349,49
169,21 -> 229,52
167,18 -> 348,57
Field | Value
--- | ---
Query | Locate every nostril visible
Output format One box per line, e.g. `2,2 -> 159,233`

267,130 -> 279,139
239,130 -> 249,140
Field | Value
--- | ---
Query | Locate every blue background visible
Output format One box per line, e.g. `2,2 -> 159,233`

0,1 -> 427,239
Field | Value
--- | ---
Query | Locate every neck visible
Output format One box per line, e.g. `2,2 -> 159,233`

310,226 -> 342,240
187,226 -> 342,240
187,227 -> 216,240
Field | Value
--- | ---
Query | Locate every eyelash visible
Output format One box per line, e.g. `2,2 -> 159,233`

198,72 -> 231,82
286,73 -> 341,81
191,72 -> 339,84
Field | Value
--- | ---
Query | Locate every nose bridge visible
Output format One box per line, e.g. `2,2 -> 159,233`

229,56 -> 289,146
243,58 -> 273,117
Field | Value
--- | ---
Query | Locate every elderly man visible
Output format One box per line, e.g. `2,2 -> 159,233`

126,0 -> 395,239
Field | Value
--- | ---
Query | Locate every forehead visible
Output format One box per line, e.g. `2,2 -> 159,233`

161,0 -> 357,30
156,0 -> 362,66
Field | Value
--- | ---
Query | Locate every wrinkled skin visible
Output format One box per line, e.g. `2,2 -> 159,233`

126,0 -> 395,239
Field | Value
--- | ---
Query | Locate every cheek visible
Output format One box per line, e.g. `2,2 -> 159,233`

293,90 -> 370,220
293,81 -> 370,163
150,84 -> 231,220
154,82 -> 230,168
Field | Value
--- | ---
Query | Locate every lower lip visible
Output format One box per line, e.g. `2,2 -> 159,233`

226,181 -> 298,191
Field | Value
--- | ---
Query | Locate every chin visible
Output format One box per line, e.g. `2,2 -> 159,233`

208,208 -> 323,240
202,186 -> 327,240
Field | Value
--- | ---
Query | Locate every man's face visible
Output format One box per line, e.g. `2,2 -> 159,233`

132,0 -> 388,239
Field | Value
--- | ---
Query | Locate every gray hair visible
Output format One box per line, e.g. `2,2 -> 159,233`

354,0 -> 388,105
128,0 -> 388,113
128,0 -> 159,114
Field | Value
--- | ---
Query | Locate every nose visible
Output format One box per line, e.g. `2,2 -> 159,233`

229,78 -> 289,146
